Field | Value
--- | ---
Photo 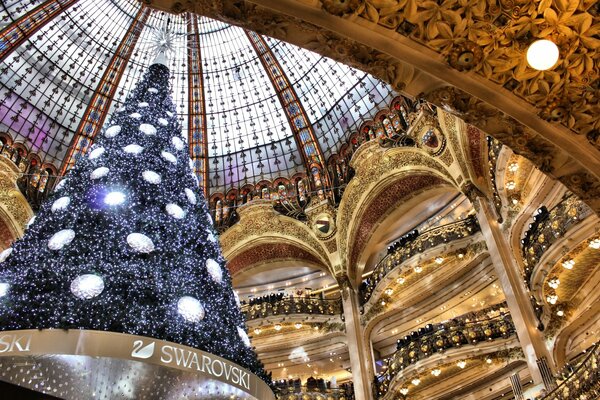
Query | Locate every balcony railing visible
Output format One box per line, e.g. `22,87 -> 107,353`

374,303 -> 515,398
275,385 -> 355,400
242,297 -> 343,320
521,195 -> 592,289
360,216 -> 480,305
539,343 -> 599,400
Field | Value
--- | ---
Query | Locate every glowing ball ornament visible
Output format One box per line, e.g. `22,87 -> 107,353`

127,233 -> 155,253
185,188 -> 197,205
139,124 -> 157,136
142,170 -> 161,184
105,125 -> 121,138
91,167 -> 109,180
161,151 -> 177,165
123,144 -> 143,154
207,232 -> 216,243
48,229 -> 75,250
165,203 -> 185,219
206,259 -> 223,283
166,111 -> 174,117
526,40 -> 559,70
177,296 -> 205,322
104,191 -> 126,206
237,326 -> 251,347
130,112 -> 142,119
148,87 -> 158,93
0,282 -> 9,297
70,274 -> 105,299
158,118 -> 168,126
51,196 -> 70,213
89,147 -> 105,160
55,179 -> 68,191
138,102 -> 149,108
172,136 -> 184,151
0,247 -> 13,262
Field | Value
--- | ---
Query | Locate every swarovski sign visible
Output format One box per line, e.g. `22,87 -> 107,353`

0,333 -> 32,353
131,339 -> 251,389
0,329 -> 273,399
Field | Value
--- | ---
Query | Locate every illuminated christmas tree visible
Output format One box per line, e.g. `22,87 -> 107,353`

0,52 -> 270,384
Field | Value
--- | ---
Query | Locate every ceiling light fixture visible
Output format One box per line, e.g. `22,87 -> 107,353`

526,39 -> 559,71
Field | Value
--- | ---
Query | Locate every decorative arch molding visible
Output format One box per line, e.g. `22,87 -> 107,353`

0,157 -> 34,243
220,200 -> 332,273
335,142 -> 458,282
227,239 -> 327,277
146,0 -> 600,214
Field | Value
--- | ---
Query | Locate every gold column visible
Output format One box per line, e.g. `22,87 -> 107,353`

474,196 -> 555,387
339,278 -> 375,400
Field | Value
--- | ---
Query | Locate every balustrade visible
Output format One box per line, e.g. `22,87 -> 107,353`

275,386 -> 355,400
374,303 -> 515,398
360,216 -> 480,305
539,343 -> 599,400
242,296 -> 343,320
521,195 -> 592,289
1,141 -> 56,210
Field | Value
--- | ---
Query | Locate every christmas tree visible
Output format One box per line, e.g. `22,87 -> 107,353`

0,53 -> 270,384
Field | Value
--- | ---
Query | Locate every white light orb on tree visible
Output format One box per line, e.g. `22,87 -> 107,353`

142,170 -> 161,184
138,102 -> 149,108
184,188 -> 197,205
55,179 -> 68,191
526,39 -> 559,70
237,327 -> 251,347
166,111 -> 174,117
105,126 -> 121,138
172,136 -> 184,150
127,233 -> 155,253
104,191 -> 126,206
51,196 -> 71,213
148,88 -> 158,93
123,144 -> 144,154
48,229 -> 76,250
139,124 -> 157,136
177,296 -> 205,322
0,282 -> 9,297
0,248 -> 13,262
130,113 -> 142,119
165,203 -> 185,219
158,118 -> 168,126
206,259 -> 223,283
91,167 -> 110,180
89,147 -> 105,160
70,274 -> 105,299
161,151 -> 177,165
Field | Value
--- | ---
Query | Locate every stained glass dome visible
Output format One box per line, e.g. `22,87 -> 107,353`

0,0 -> 398,195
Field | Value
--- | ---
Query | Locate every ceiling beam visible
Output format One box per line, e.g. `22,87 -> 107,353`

0,0 -> 79,63
186,13 -> 210,197
60,5 -> 150,174
244,30 -> 332,198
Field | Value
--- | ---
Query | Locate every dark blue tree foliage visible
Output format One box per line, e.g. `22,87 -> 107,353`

0,61 -> 271,384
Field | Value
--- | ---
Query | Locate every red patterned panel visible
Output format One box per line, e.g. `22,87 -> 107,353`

227,243 -> 323,276
349,175 -> 448,267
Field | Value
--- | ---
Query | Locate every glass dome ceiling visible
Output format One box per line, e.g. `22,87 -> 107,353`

0,0 -> 398,194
